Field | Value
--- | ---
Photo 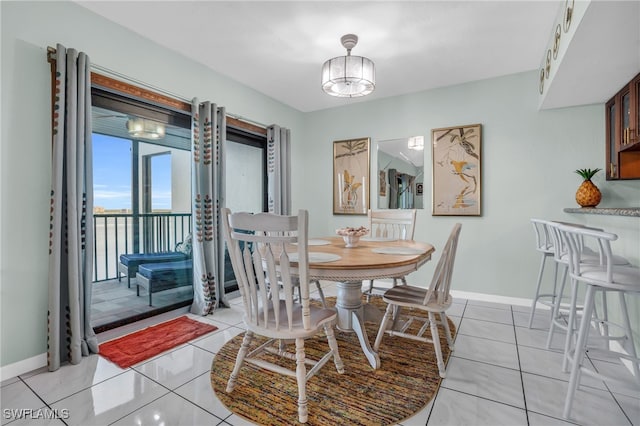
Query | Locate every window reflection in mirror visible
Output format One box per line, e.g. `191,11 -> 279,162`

377,137 -> 424,209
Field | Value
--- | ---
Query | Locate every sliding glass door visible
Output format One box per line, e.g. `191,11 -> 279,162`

222,129 -> 267,295
90,91 -> 192,332
225,141 -> 264,213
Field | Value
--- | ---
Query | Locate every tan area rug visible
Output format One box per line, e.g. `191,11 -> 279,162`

210,296 -> 456,425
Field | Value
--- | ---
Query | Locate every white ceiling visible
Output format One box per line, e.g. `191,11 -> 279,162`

77,0 -> 568,112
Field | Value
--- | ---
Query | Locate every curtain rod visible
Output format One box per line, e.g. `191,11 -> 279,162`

47,46 -> 269,129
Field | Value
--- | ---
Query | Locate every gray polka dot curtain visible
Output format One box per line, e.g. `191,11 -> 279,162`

47,43 -> 99,371
190,100 -> 225,315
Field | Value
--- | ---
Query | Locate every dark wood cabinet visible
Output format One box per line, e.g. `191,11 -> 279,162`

606,73 -> 640,180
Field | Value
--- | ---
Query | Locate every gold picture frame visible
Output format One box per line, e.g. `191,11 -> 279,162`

431,124 -> 482,216
333,137 -> 370,215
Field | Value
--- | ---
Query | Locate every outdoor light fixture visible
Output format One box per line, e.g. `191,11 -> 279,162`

408,136 -> 424,151
126,117 -> 166,140
321,34 -> 375,98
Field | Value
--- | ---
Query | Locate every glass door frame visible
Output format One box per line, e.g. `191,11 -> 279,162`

221,125 -> 268,299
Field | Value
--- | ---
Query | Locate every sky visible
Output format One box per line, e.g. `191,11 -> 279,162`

93,133 -> 171,210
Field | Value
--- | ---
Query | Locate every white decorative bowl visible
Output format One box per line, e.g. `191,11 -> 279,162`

342,235 -> 361,248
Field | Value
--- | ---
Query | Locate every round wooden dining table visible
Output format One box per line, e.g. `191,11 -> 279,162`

300,236 -> 435,369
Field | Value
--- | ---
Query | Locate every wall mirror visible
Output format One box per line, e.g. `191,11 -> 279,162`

377,136 -> 424,209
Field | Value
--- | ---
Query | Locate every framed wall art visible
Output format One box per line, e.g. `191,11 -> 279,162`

431,124 -> 482,216
333,137 -> 370,215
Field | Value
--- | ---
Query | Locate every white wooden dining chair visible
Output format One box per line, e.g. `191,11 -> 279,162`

374,223 -> 461,378
220,208 -> 344,424
364,209 -> 417,298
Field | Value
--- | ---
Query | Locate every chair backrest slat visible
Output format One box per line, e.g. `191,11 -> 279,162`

556,224 -> 617,285
423,223 -> 462,305
368,209 -> 416,240
530,218 -> 554,254
538,219 -> 608,266
222,208 -> 310,331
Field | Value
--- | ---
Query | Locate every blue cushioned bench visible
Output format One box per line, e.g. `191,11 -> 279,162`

119,252 -> 189,288
136,259 -> 193,306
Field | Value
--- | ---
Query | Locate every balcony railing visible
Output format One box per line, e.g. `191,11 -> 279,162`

93,212 -> 191,282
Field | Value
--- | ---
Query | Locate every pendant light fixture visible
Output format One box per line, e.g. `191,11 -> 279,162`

407,136 -> 425,151
321,34 -> 375,98
126,117 -> 166,140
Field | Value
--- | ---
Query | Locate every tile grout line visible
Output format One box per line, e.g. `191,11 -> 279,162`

511,305 -> 531,426
585,354 -> 635,425
424,298 -> 468,425
517,309 -> 586,426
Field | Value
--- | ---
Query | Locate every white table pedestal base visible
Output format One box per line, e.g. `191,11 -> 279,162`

335,281 -> 381,369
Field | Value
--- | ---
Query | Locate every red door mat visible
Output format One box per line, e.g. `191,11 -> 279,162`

99,316 -> 217,368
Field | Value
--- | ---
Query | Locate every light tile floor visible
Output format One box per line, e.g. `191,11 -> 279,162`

2,282 -> 638,426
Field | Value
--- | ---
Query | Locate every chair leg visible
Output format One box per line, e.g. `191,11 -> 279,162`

600,291 -> 609,347
550,260 -> 559,307
295,337 -> 308,424
429,312 -> 446,378
324,324 -> 344,374
618,292 -> 640,384
562,277 -> 580,372
439,312 -> 455,351
313,280 -> 327,308
563,285 -> 596,419
390,305 -> 403,330
546,265 -> 568,349
529,254 -> 549,328
226,331 -> 253,393
374,303 -> 394,351
364,279 -> 374,302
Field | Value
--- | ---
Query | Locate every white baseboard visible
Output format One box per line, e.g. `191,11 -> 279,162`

0,353 -> 47,382
450,289 -> 533,307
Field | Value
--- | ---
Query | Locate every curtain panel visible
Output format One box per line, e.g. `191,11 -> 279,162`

190,100 -> 226,315
267,125 -> 291,215
388,168 -> 398,209
47,43 -> 99,371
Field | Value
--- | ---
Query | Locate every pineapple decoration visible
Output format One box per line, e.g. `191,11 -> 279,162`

574,168 -> 602,207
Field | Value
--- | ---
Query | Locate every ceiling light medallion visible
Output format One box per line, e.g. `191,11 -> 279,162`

126,118 -> 166,140
321,34 -> 375,98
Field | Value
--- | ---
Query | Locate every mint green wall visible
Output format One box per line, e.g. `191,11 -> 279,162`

299,71 -> 640,300
2,1 -> 639,372
0,1 -> 302,368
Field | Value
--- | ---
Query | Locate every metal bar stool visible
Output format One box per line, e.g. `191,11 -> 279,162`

545,221 -> 629,369
528,219 -> 602,332
528,219 -> 561,328
555,224 -> 640,420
